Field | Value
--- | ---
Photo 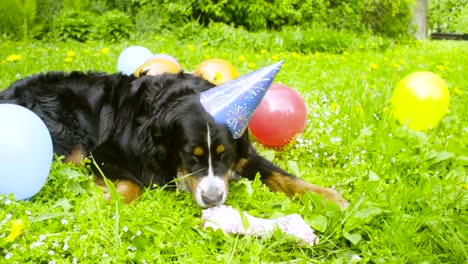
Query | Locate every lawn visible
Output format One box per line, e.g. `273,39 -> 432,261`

0,34 -> 467,263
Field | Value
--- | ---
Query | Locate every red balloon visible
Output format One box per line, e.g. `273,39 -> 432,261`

248,84 -> 308,147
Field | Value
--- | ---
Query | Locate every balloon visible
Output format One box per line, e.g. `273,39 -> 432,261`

248,84 -> 308,147
193,59 -> 240,85
391,71 -> 450,131
152,53 -> 181,67
0,104 -> 53,200
133,58 -> 182,77
117,46 -> 153,75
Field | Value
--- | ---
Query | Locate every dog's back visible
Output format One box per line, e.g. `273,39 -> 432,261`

0,71 -> 134,156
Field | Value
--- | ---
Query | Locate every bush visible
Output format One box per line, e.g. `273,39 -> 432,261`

92,10 -> 133,42
54,11 -> 95,41
0,0 -> 37,39
429,0 -> 468,32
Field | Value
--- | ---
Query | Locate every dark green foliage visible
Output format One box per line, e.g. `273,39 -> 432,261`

54,11 -> 95,42
0,0 -> 418,41
92,10 -> 133,42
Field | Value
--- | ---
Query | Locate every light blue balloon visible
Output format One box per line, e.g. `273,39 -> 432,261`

0,104 -> 53,200
117,46 -> 153,75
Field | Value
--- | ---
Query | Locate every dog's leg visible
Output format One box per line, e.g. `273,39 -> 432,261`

236,148 -> 349,208
64,145 -> 85,165
95,176 -> 142,204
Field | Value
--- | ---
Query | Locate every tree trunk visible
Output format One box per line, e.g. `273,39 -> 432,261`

413,0 -> 428,39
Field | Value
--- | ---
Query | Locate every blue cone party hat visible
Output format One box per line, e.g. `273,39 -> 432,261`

200,60 -> 284,138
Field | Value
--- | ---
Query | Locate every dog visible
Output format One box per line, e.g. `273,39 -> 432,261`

0,71 -> 348,208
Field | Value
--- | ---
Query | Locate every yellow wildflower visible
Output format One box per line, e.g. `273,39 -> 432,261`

247,62 -> 257,69
370,63 -> 379,70
67,51 -> 75,57
436,65 -> 445,71
343,51 -> 349,56
64,57 -> 73,63
314,52 -> 320,57
101,47 -> 109,55
239,55 -> 246,62
261,49 -> 267,54
271,55 -> 279,61
201,42 -> 208,46
454,87 -> 463,95
204,54 -> 211,59
330,102 -> 338,111
5,219 -> 24,242
461,183 -> 468,190
187,45 -> 195,52
398,59 -> 406,65
6,54 -> 22,62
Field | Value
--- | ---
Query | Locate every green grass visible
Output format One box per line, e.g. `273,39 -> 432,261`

0,34 -> 467,263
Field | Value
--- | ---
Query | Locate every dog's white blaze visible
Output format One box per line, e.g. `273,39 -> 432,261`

195,124 -> 227,207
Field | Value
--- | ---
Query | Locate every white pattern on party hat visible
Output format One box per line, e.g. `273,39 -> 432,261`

200,60 -> 284,138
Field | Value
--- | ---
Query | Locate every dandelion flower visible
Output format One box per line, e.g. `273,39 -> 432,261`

454,87 -> 463,95
271,55 -> 279,61
67,51 -> 75,57
101,48 -> 109,55
5,219 -> 24,242
239,55 -> 246,62
247,62 -> 256,69
436,65 -> 445,71
204,54 -> 211,59
370,63 -> 378,70
330,102 -> 338,111
261,49 -> 267,54
64,57 -> 73,63
6,54 -> 22,62
187,45 -> 195,52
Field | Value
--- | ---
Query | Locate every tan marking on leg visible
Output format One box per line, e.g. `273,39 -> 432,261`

114,180 -> 142,204
234,158 -> 249,173
264,172 -> 349,208
64,146 -> 84,165
94,176 -> 142,204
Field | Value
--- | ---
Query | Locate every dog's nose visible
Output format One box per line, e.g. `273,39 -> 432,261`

201,191 -> 224,206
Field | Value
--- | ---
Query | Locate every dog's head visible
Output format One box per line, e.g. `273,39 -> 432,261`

172,103 -> 238,207
132,74 -> 247,207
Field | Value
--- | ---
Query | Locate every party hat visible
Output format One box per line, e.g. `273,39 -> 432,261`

200,60 -> 284,138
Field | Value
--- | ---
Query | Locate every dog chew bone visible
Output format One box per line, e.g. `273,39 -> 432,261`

201,205 -> 318,246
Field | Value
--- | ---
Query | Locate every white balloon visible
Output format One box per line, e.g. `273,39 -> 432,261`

117,46 -> 153,75
0,104 -> 53,200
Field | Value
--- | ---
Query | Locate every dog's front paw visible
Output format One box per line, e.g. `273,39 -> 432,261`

322,188 -> 350,209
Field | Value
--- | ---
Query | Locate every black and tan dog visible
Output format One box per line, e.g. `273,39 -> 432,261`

0,71 -> 348,207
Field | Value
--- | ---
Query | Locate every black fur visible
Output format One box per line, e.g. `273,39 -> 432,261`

0,71 -> 348,207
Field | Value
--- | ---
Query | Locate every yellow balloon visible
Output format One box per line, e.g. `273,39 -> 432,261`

391,71 -> 450,131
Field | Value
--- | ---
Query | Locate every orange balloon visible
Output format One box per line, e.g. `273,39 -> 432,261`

133,58 -> 182,77
193,59 -> 240,85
